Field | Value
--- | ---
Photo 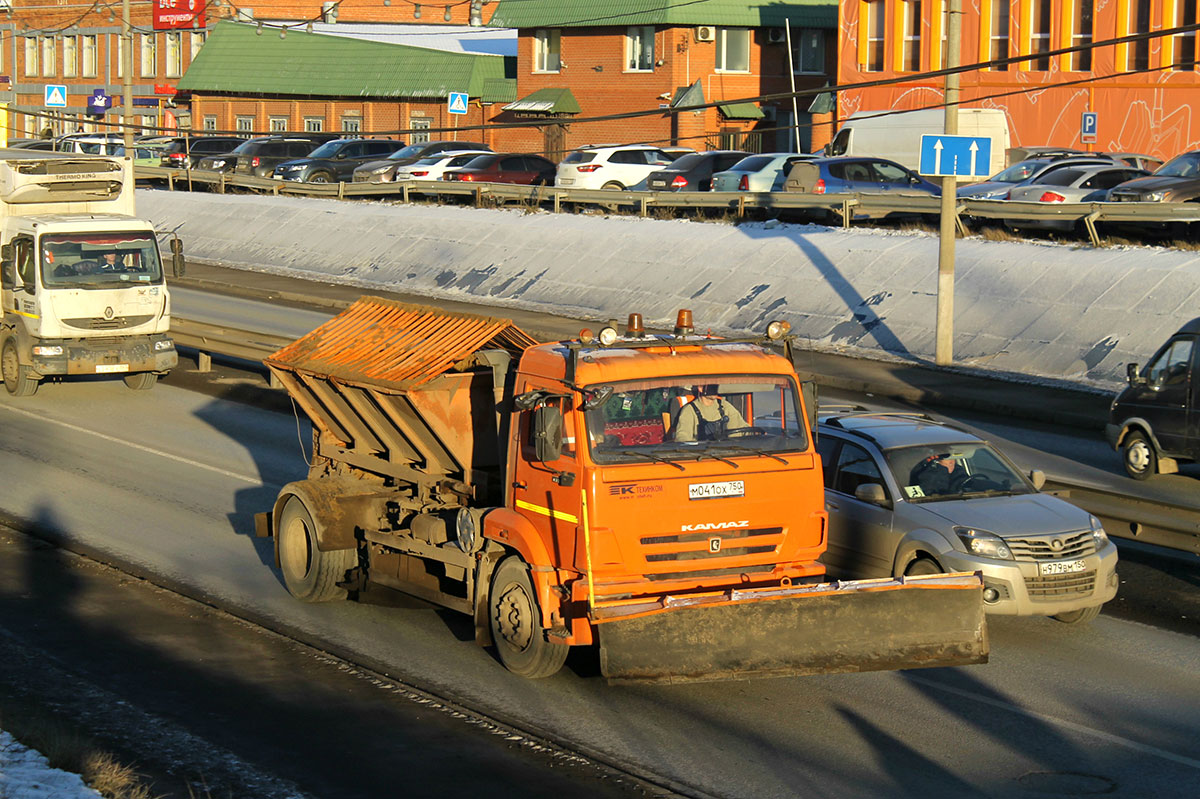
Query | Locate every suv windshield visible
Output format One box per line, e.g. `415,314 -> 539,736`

885,443 -> 1032,502
585,374 -> 807,464
41,232 -> 164,288
1155,152 -> 1200,178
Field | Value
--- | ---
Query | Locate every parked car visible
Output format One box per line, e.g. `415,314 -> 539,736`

783,156 -> 941,215
392,150 -> 493,181
443,153 -> 557,185
1107,316 -> 1200,479
271,138 -> 404,183
1100,152 -> 1164,172
160,136 -> 245,168
645,150 -> 751,191
1003,164 -> 1150,232
5,138 -> 55,151
957,155 -> 1121,199
817,410 -> 1119,623
196,137 -> 270,173
1108,150 -> 1200,203
233,137 -> 328,178
352,140 -> 491,183
1004,145 -> 1084,164
555,144 -> 680,190
55,133 -> 124,155
711,153 -> 817,192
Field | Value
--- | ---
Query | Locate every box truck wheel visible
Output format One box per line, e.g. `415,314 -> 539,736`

489,557 -> 568,678
1121,431 -> 1157,480
123,372 -> 157,390
2,339 -> 38,397
278,495 -> 355,602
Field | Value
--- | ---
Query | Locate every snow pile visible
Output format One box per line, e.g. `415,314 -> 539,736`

0,730 -> 101,799
139,189 -> 1200,388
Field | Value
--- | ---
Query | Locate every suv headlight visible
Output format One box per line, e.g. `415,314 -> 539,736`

1089,515 -> 1109,548
1144,191 -> 1166,202
285,164 -> 304,172
954,527 -> 1013,560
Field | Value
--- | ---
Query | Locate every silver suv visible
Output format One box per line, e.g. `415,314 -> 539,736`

555,144 -> 681,190
816,411 -> 1118,623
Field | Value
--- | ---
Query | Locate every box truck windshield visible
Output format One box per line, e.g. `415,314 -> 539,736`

41,232 -> 164,286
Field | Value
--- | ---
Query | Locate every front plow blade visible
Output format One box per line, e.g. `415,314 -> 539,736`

596,573 -> 988,684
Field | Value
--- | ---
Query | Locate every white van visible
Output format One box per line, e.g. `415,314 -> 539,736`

825,108 -> 1010,179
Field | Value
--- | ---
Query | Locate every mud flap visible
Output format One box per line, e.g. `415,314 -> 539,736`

596,573 -> 988,684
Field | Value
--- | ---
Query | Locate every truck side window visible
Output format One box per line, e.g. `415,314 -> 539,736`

522,396 -> 575,461
1147,339 -> 1194,387
14,239 -> 35,286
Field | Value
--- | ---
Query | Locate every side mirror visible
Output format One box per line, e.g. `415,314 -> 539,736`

0,261 -> 12,289
1126,362 -> 1145,386
533,406 -> 564,462
1028,469 -> 1046,490
854,483 -> 888,505
170,236 -> 185,277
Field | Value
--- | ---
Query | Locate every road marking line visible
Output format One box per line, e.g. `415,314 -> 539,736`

0,403 -> 262,485
907,674 -> 1200,770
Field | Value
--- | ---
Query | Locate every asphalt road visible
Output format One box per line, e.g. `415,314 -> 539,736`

0,362 -> 1197,798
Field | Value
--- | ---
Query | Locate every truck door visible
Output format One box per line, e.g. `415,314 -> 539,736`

2,236 -> 36,319
511,390 -> 582,566
1136,335 -> 1194,456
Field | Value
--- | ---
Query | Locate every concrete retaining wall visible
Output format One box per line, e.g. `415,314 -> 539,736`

139,189 -> 1200,388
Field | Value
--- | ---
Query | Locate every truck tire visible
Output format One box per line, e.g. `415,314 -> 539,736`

123,372 -> 158,390
1053,604 -> 1102,624
489,556 -> 568,679
1121,431 -> 1157,480
278,495 -> 355,602
2,339 -> 38,397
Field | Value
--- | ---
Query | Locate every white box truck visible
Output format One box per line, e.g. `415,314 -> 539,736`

0,149 -> 176,396
825,108 -> 1010,178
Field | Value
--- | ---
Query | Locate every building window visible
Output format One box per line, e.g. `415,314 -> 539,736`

117,35 -> 124,78
82,35 -> 97,78
140,33 -> 157,77
715,28 -> 750,72
190,31 -> 206,62
863,2 -> 885,71
1070,0 -> 1093,71
236,116 -> 254,132
23,37 -> 37,77
1175,0 -> 1197,70
1128,0 -> 1151,70
41,36 -> 55,77
63,35 -> 77,77
203,115 -> 217,131
341,116 -> 361,132
410,118 -> 431,143
269,116 -> 288,131
304,117 -> 324,132
141,114 -> 157,132
792,28 -> 825,73
1031,0 -> 1052,70
903,0 -> 921,71
626,26 -> 654,71
165,32 -> 182,78
989,0 -> 1010,69
534,28 -> 560,72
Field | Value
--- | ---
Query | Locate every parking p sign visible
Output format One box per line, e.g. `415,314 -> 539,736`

1081,111 -> 1098,144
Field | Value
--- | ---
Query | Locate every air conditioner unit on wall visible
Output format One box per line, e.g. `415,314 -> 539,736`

767,29 -> 786,44
696,26 -> 715,43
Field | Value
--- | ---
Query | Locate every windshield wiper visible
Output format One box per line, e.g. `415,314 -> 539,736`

708,444 -> 789,464
605,449 -> 686,471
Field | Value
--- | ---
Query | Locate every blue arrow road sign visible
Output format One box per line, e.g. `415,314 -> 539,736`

44,84 -> 68,107
447,92 -> 469,115
919,134 -> 992,178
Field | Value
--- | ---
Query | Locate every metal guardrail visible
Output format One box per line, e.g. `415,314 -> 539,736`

138,164 -> 1200,246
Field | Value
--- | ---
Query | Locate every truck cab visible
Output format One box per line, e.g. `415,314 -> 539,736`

1107,317 -> 1200,479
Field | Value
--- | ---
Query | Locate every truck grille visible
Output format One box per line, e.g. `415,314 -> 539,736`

1026,570 -> 1096,601
640,526 -> 782,573
1007,531 -> 1096,561
61,315 -> 155,331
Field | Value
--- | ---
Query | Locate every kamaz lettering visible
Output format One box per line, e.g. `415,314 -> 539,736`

681,520 -> 750,532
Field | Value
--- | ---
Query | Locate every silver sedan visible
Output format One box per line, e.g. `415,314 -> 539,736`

711,153 -> 816,192
1004,164 -> 1150,231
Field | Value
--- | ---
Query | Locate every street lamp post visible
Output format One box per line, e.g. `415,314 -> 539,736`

935,0 -> 962,366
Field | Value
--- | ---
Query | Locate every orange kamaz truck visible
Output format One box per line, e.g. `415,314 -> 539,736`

257,298 -> 987,682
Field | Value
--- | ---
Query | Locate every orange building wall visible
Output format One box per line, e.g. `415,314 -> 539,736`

838,0 -> 1200,160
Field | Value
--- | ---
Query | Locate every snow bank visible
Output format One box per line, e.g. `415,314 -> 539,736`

0,730 -> 101,798
139,189 -> 1200,388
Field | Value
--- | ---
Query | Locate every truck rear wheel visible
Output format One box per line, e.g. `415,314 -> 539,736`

2,340 -> 38,397
278,495 -> 355,602
123,372 -> 158,390
489,557 -> 568,678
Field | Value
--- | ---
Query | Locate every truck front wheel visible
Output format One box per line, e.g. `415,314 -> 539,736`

278,495 -> 355,602
1121,431 -> 1157,480
489,557 -> 568,678
123,372 -> 158,390
2,340 -> 38,397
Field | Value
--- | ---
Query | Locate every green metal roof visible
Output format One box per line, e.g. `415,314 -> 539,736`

488,0 -> 837,30
718,101 -> 764,119
503,87 -> 581,114
178,21 -> 515,100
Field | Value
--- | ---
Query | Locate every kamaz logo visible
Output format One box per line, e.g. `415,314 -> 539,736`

681,520 -> 748,532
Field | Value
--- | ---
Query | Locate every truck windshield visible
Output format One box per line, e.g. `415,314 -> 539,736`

40,232 -> 164,288
584,375 -> 808,464
885,443 -> 1033,502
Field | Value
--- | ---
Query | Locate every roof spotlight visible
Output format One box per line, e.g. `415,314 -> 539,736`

598,326 -> 619,346
578,328 -> 595,344
766,320 -> 791,340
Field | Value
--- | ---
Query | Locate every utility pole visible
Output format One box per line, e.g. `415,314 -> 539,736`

935,0 -> 961,366
122,0 -> 134,150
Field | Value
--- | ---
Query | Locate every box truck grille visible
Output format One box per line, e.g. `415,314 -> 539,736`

1025,570 -> 1097,600
1007,531 -> 1096,561
62,314 -> 155,331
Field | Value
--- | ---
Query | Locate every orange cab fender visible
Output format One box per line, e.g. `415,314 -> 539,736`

892,528 -> 951,578
481,507 -> 554,568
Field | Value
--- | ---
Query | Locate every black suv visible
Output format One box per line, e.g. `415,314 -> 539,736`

271,138 -> 404,183
1107,316 -> 1200,479
232,136 -> 334,178
352,140 -> 492,182
159,136 -> 244,168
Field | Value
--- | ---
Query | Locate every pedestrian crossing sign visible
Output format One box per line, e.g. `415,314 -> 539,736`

44,84 -> 68,107
447,92 -> 469,115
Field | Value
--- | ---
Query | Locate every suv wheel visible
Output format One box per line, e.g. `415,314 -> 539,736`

309,171 -> 333,184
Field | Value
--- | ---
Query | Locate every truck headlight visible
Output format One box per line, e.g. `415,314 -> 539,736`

954,527 -> 1013,560
1089,515 -> 1109,548
154,339 -> 174,352
32,345 -> 63,356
